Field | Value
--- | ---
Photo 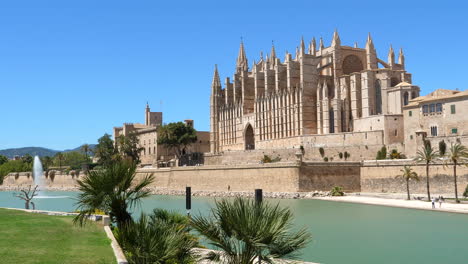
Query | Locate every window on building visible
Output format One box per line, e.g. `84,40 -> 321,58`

452,128 -> 458,134
409,111 -> 412,117
423,105 -> 429,114
451,104 -> 456,114
403,92 -> 409,106
394,129 -> 398,136
410,135 -> 413,140
430,126 -> 438,136
435,103 -> 442,113
144,140 -> 146,145
429,104 -> 435,113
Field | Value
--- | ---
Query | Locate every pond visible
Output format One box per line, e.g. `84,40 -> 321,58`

1,191 -> 467,264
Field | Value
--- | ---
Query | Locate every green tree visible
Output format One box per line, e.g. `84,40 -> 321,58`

95,133 -> 118,166
0,160 -> 32,184
21,154 -> 33,164
0,155 -> 8,166
74,161 -> 154,227
445,143 -> 468,203
55,152 -> 65,169
414,143 -> 439,201
396,166 -> 419,200
191,197 -> 311,264
115,209 -> 198,264
376,146 -> 387,160
41,156 -> 53,171
157,122 -> 197,159
439,140 -> 447,156
117,133 -> 144,164
80,144 -> 92,164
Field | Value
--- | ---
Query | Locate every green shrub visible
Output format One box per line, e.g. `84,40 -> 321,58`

330,186 -> 344,196
439,140 -> 447,156
262,155 -> 272,163
300,145 -> 305,155
463,185 -> 468,198
323,157 -> 328,162
376,146 -> 387,160
338,152 -> 343,159
344,151 -> 350,160
319,147 -> 325,157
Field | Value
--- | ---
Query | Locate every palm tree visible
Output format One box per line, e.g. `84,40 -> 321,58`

191,197 -> 311,264
55,152 -> 65,169
80,144 -> 91,163
115,208 -> 198,264
73,161 -> 154,227
414,143 -> 439,201
445,143 -> 468,203
396,166 -> 419,200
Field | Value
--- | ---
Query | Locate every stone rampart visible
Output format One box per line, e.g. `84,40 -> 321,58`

361,159 -> 468,194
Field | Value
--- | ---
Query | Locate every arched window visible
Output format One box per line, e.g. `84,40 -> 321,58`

375,80 -> 382,115
245,124 -> 255,150
411,91 -> 417,99
403,92 -> 409,106
148,147 -> 151,155
329,108 -> 335,133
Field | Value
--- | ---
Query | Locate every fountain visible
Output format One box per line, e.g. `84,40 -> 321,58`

33,156 -> 68,199
33,156 -> 45,194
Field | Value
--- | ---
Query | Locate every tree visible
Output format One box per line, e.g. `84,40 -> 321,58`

74,161 -> 154,227
95,133 -> 118,166
396,166 -> 419,200
445,143 -> 468,203
80,144 -> 92,164
376,146 -> 387,160
21,154 -> 33,164
439,140 -> 447,156
116,133 -> 144,164
414,143 -> 439,201
15,185 -> 39,210
115,209 -> 198,264
191,197 -> 311,264
157,122 -> 198,159
0,155 -> 8,166
55,152 -> 65,169
41,156 -> 53,171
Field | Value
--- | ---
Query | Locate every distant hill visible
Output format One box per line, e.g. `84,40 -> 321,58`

0,144 -> 96,159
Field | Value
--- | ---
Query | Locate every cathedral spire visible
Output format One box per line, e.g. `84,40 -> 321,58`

331,29 -> 341,47
236,40 -> 248,72
398,48 -> 405,68
300,36 -> 306,55
269,41 -> 276,65
319,37 -> 324,52
309,37 -> 316,55
365,33 -> 375,51
211,64 -> 221,93
388,45 -> 395,67
365,33 -> 377,70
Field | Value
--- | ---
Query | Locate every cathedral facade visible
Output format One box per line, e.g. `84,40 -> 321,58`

210,31 -> 420,154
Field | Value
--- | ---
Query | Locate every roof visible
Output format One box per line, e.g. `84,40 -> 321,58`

395,81 -> 413,87
405,88 -> 468,107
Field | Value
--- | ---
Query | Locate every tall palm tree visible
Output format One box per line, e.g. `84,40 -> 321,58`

73,161 -> 154,227
396,166 -> 419,200
446,143 -> 468,203
55,152 -> 65,169
80,144 -> 91,163
414,143 -> 439,201
115,208 -> 198,264
191,197 -> 311,264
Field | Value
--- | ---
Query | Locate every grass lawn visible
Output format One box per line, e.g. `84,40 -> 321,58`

0,208 -> 115,264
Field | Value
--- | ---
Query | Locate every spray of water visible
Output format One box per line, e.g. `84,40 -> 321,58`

33,156 -> 45,194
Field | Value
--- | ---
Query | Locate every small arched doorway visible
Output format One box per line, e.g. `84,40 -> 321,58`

245,124 -> 255,150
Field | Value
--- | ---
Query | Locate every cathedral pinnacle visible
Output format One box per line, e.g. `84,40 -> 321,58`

365,33 -> 375,51
236,40 -> 248,72
331,29 -> 341,47
398,48 -> 405,67
211,64 -> 221,92
319,37 -> 324,51
388,45 -> 395,66
309,37 -> 316,55
300,36 -> 305,55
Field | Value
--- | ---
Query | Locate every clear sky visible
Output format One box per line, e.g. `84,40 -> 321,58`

0,0 -> 467,150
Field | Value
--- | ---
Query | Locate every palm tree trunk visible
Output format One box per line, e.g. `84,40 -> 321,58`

454,161 -> 459,203
426,162 -> 431,201
406,179 -> 410,200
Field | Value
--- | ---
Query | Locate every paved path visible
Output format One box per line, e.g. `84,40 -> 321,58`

315,195 -> 468,214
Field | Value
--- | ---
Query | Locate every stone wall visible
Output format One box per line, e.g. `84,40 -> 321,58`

299,162 -> 361,192
361,159 -> 468,194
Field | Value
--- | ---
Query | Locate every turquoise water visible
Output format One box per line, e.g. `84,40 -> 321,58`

1,191 -> 467,264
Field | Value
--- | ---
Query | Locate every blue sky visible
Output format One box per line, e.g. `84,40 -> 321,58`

0,0 -> 467,150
